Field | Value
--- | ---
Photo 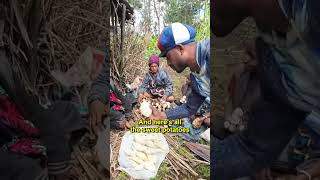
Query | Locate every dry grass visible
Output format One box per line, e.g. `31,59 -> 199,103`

1,0 -> 109,98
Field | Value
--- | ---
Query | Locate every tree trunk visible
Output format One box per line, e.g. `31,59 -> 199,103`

120,4 -> 126,52
152,0 -> 160,35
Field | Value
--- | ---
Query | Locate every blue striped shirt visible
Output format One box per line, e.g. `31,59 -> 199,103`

258,0 -> 320,114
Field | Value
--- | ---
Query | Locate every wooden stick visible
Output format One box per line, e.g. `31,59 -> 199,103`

75,149 -> 96,180
167,158 -> 180,175
75,147 -> 107,180
169,150 -> 198,176
83,155 -> 107,180
169,152 -> 187,169
181,158 -> 210,165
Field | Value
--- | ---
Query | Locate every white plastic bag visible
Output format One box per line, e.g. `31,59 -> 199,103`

118,130 -> 169,179
200,128 -> 210,142
51,47 -> 105,87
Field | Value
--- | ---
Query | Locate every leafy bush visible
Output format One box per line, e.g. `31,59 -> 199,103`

144,35 -> 160,60
195,0 -> 210,41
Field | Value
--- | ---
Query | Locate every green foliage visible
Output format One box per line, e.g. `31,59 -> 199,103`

129,0 -> 209,63
177,146 -> 194,159
196,164 -> 210,178
164,0 -> 203,26
195,0 -> 210,41
150,161 -> 170,180
115,171 -> 129,180
144,35 -> 160,60
163,0 -> 209,41
199,138 -> 210,146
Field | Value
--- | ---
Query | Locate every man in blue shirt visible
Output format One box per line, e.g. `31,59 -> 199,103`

149,23 -> 211,123
213,0 -> 320,179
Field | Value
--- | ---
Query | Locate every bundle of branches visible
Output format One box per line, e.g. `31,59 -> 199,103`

0,0 -> 109,99
110,25 -> 150,93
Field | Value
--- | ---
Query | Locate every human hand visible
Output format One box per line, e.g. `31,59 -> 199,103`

89,100 -> 107,135
149,106 -> 167,120
203,113 -> 211,127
